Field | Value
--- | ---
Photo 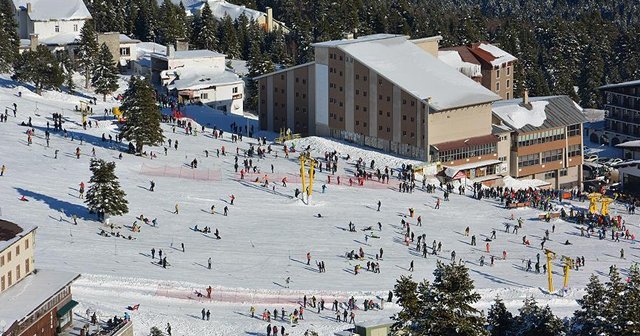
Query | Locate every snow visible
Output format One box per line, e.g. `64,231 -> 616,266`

0,269 -> 80,326
616,140 -> 640,148
12,0 -> 91,21
337,35 -> 501,110
443,159 -> 502,178
477,43 -> 517,67
501,176 -> 551,189
227,59 -> 249,77
162,50 -> 226,61
438,50 -> 482,78
40,33 -> 80,46
1,74 -> 640,334
493,101 -> 549,130
164,68 -> 242,91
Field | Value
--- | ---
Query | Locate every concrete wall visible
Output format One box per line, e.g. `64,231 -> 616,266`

0,230 -> 35,293
481,64 -> 514,100
410,37 -> 441,57
427,103 -> 492,144
32,19 -> 85,40
97,32 -> 121,64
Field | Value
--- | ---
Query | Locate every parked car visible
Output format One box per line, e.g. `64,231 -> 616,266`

604,158 -> 623,166
585,154 -> 599,162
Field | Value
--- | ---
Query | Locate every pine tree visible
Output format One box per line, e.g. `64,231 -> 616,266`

391,275 -> 420,332
12,45 -> 64,95
268,28 -> 291,66
158,0 -> 186,45
570,275 -> 607,335
85,159 -> 129,222
60,51 -> 76,93
190,2 -> 218,51
218,15 -> 241,59
603,265 -> 626,335
77,21 -> 100,89
245,39 -> 274,111
619,264 -> 640,335
92,44 -> 120,101
512,296 -> 565,336
0,0 -> 19,71
121,77 -> 164,154
488,297 -> 514,336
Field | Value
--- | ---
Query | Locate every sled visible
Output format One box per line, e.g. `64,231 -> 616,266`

126,304 -> 140,311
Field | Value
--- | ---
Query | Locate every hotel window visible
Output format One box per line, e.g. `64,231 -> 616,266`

15,245 -> 19,256
356,90 -> 360,95
403,115 -> 407,120
0,255 -> 3,266
506,79 -> 510,88
379,126 -> 383,130
16,265 -> 20,279
496,69 -> 500,78
363,107 -> 367,112
518,154 -> 539,167
568,144 -> 581,157
280,75 -> 284,80
1,276 -> 4,291
560,168 -> 568,176
507,67 -> 511,75
233,87 -> 238,93
386,96 -> 390,102
542,149 -> 563,163
55,25 -> 60,32
356,105 -> 359,111
355,120 -> 360,125
73,24 -> 78,31
496,82 -> 500,91
403,99 -> 407,105
7,251 -> 10,262
363,91 -> 367,97
302,79 -> 306,84
356,75 -> 359,80
506,92 -> 510,99
403,131 -> 407,136
567,124 -> 581,137
200,93 -> 208,100
363,76 -> 368,81
544,171 -> 557,179
387,127 -> 391,132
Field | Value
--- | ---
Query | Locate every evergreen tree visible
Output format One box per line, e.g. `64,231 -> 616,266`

134,2 -> 157,42
218,15 -> 241,59
268,28 -> 291,66
603,266 -> 626,335
391,275 -> 420,333
487,297 -> 514,336
190,2 -> 218,50
578,44 -> 604,108
158,0 -> 186,45
60,51 -> 76,93
620,264 -> 640,335
12,45 -> 64,95
392,262 -> 487,336
85,159 -> 129,222
92,44 -> 120,101
570,275 -> 607,335
121,77 -> 164,154
0,0 -> 19,71
77,21 -> 100,89
512,297 -> 565,336
245,40 -> 274,111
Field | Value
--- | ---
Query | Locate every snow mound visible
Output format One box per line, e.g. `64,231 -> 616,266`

493,101 -> 548,129
501,176 -> 550,190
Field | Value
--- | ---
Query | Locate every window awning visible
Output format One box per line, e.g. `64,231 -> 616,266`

56,300 -> 78,317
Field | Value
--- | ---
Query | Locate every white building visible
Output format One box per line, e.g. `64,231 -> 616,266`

12,0 -> 91,55
151,48 -> 244,115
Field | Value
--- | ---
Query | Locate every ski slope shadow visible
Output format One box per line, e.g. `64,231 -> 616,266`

237,179 -> 294,199
14,187 -> 94,221
469,268 -> 528,288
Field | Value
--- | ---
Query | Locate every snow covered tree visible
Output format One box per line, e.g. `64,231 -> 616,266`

245,39 -> 274,111
120,77 -> 164,154
569,275 -> 607,335
392,262 -> 487,335
85,159 -> 129,222
158,0 -> 186,45
77,21 -> 100,89
487,297 -> 514,336
92,43 -> 119,101
218,15 -> 241,59
512,296 -> 565,336
12,45 -> 64,95
0,0 -> 19,72
391,275 -> 420,332
268,28 -> 292,67
59,51 -> 75,93
190,2 -> 218,51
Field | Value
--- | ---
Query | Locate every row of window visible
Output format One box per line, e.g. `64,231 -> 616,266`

544,168 -> 569,180
0,259 -> 30,292
516,128 -> 565,147
495,66 -> 512,78
436,143 -> 497,163
495,80 -> 510,91
567,124 -> 581,137
541,149 -> 563,164
54,24 -> 79,33
568,144 -> 581,157
0,238 -> 29,267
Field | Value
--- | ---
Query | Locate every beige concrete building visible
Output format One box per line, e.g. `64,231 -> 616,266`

257,34 -> 501,164
598,80 -> 640,145
0,220 -> 35,293
439,42 -> 516,100
492,95 -> 587,189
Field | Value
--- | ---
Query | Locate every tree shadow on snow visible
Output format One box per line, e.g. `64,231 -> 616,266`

15,187 -> 94,221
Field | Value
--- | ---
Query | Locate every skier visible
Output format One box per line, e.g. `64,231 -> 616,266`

208,257 -> 212,269
149,180 -> 155,192
174,204 -> 179,214
151,248 -> 155,259
0,164 -> 4,176
230,194 -> 235,205
306,252 -> 311,265
223,206 -> 228,216
377,200 -> 381,211
79,182 -> 85,199
201,308 -> 206,320
408,260 -> 414,272
166,323 -> 171,336
181,243 -> 185,252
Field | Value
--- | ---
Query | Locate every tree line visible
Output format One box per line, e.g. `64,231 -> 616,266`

392,261 -> 640,335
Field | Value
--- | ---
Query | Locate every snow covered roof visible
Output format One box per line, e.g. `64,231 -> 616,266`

501,176 -> 550,189
40,32 -> 80,46
254,62 -> 314,80
137,42 -> 166,59
0,219 -> 36,253
492,96 -> 587,133
470,43 -> 517,67
119,34 -> 140,44
616,140 -> 640,149
443,159 -> 502,177
334,35 -> 500,111
12,0 -> 91,21
166,68 -> 242,91
0,269 -> 80,327
438,50 -> 482,78
155,50 -> 225,61
312,34 -> 399,47
599,79 -> 640,91
355,317 -> 394,328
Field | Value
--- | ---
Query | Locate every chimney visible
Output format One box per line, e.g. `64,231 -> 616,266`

521,89 -> 532,110
343,32 -> 354,40
26,2 -> 32,13
174,39 -> 189,51
166,44 -> 174,58
265,7 -> 273,32
29,34 -> 38,51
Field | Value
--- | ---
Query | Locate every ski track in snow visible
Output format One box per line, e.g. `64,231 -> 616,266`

0,74 -> 638,334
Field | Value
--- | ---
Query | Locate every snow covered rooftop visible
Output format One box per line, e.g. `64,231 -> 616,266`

166,68 -> 242,91
312,34 -> 399,47
155,50 -> 225,61
137,42 -> 166,59
501,176 -> 550,189
443,159 -> 502,178
0,219 -> 36,253
336,35 -> 500,110
12,0 -> 91,21
40,33 -> 80,46
616,140 -> 640,149
438,50 -> 482,78
493,96 -> 587,133
471,43 -> 517,67
0,269 -> 80,326
119,34 -> 140,44
599,79 -> 640,90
